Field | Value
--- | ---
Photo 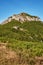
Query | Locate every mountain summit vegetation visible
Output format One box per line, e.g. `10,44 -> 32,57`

0,12 -> 43,65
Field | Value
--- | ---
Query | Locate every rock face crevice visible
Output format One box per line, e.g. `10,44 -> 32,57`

2,12 -> 41,24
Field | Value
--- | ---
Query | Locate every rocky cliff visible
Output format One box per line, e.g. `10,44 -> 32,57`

2,12 -> 41,24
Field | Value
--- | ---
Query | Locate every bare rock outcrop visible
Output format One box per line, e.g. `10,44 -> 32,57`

2,12 -> 41,24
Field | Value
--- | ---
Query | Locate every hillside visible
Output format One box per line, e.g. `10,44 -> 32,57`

0,13 -> 43,65
0,20 -> 43,42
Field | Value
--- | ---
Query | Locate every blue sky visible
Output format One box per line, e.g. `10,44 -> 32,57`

0,0 -> 43,23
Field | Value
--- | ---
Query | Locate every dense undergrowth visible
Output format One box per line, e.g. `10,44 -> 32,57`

0,20 -> 43,65
0,20 -> 43,42
0,40 -> 43,65
7,40 -> 43,57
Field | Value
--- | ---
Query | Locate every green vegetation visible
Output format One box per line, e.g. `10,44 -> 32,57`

0,20 -> 43,65
20,12 -> 38,18
0,20 -> 43,42
0,40 -> 43,65
7,40 -> 43,57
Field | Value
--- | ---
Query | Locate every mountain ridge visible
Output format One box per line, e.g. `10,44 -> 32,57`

2,12 -> 41,24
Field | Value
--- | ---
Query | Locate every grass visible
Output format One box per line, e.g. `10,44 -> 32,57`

0,20 -> 43,42
0,20 -> 43,65
0,40 -> 43,65
6,40 -> 43,57
4,40 -> 43,65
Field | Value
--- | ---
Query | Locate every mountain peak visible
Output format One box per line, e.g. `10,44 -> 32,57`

19,12 -> 29,16
2,12 -> 41,24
